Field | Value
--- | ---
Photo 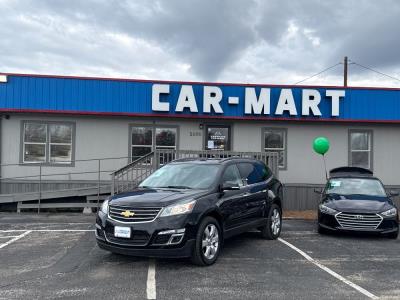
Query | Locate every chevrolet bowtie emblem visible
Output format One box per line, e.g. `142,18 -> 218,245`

121,210 -> 135,217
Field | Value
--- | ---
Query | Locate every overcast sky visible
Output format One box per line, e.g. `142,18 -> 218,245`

1,0 -> 400,87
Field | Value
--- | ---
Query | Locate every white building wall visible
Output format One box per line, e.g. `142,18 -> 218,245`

1,113 -> 400,186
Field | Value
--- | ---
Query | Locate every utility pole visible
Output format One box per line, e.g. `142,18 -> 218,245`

344,56 -> 348,87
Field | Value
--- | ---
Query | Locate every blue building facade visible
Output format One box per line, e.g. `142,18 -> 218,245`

1,73 -> 400,123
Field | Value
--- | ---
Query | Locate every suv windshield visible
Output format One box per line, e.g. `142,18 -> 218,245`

326,178 -> 386,197
139,163 -> 220,189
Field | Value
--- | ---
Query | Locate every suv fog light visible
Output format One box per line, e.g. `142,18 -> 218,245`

155,229 -> 185,245
158,228 -> 185,235
170,235 -> 184,244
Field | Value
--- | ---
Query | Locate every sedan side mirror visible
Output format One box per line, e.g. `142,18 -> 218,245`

314,188 -> 323,194
222,182 -> 240,191
389,190 -> 399,197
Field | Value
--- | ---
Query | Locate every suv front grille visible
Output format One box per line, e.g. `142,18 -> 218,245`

109,205 -> 162,223
335,212 -> 383,229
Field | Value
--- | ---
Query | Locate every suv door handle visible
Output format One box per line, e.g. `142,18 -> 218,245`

243,192 -> 251,197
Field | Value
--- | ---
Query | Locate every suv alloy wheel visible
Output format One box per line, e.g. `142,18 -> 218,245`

191,217 -> 221,266
260,204 -> 282,240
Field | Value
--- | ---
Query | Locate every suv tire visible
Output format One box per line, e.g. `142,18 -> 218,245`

260,204 -> 282,240
191,216 -> 221,266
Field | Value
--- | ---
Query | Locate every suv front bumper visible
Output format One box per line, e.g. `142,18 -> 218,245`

95,211 -> 197,258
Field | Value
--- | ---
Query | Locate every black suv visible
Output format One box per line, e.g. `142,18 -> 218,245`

96,157 -> 283,265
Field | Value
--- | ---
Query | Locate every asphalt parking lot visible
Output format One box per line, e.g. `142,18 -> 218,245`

0,213 -> 399,300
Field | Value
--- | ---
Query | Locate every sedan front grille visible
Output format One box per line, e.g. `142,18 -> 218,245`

108,205 -> 162,223
335,212 -> 383,229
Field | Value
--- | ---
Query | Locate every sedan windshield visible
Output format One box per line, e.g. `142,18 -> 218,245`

326,178 -> 386,197
139,163 -> 220,189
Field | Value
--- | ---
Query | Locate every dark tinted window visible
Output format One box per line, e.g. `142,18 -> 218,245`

254,162 -> 272,180
221,164 -> 243,186
237,163 -> 263,185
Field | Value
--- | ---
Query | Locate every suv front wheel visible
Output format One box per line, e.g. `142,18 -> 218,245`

191,216 -> 221,266
260,204 -> 282,240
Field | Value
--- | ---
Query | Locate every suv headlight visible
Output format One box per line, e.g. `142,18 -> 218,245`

100,199 -> 109,214
160,200 -> 196,217
381,208 -> 397,218
319,204 -> 338,215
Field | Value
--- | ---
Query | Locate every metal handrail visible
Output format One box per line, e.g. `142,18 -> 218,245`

111,152 -> 154,175
0,155 -> 133,212
111,152 -> 156,195
0,169 -> 117,181
0,155 -> 131,168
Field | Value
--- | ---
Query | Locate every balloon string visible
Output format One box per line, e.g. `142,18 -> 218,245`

323,155 -> 328,180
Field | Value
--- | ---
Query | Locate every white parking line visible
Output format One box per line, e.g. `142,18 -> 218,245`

0,230 -> 31,249
278,238 -> 379,299
146,259 -> 156,300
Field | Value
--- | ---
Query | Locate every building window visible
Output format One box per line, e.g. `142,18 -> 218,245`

263,128 -> 287,169
349,130 -> 372,169
205,125 -> 231,150
22,122 -> 74,164
131,126 -> 153,161
130,125 -> 177,162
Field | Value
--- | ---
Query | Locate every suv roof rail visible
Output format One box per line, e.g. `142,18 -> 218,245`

220,156 -> 245,162
171,157 -> 209,163
329,166 -> 373,178
170,156 -> 251,163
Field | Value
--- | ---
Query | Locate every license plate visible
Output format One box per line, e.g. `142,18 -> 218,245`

114,226 -> 131,238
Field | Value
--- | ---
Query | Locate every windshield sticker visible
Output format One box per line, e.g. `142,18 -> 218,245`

330,181 -> 341,187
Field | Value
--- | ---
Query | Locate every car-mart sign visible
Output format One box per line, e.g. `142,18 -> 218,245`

2,74 -> 400,123
152,84 -> 345,117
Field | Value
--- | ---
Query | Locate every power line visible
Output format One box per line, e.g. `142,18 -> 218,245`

293,62 -> 342,85
349,60 -> 400,83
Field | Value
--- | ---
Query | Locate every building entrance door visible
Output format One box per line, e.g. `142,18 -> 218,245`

205,125 -> 231,151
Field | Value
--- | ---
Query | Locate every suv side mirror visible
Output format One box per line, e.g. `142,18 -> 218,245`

389,190 -> 399,197
222,182 -> 240,191
314,188 -> 323,194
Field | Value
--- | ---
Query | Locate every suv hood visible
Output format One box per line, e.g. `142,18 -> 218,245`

324,194 -> 393,213
109,188 -> 208,207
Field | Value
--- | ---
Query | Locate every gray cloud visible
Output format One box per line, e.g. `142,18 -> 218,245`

0,0 -> 400,86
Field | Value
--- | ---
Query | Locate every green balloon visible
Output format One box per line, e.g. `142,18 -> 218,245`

313,137 -> 330,155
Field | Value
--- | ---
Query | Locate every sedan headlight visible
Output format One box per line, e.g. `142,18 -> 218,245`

100,199 -> 109,214
160,200 -> 196,217
319,204 -> 338,215
381,208 -> 397,218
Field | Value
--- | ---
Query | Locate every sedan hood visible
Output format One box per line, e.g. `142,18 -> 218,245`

324,194 -> 393,213
109,188 -> 208,207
